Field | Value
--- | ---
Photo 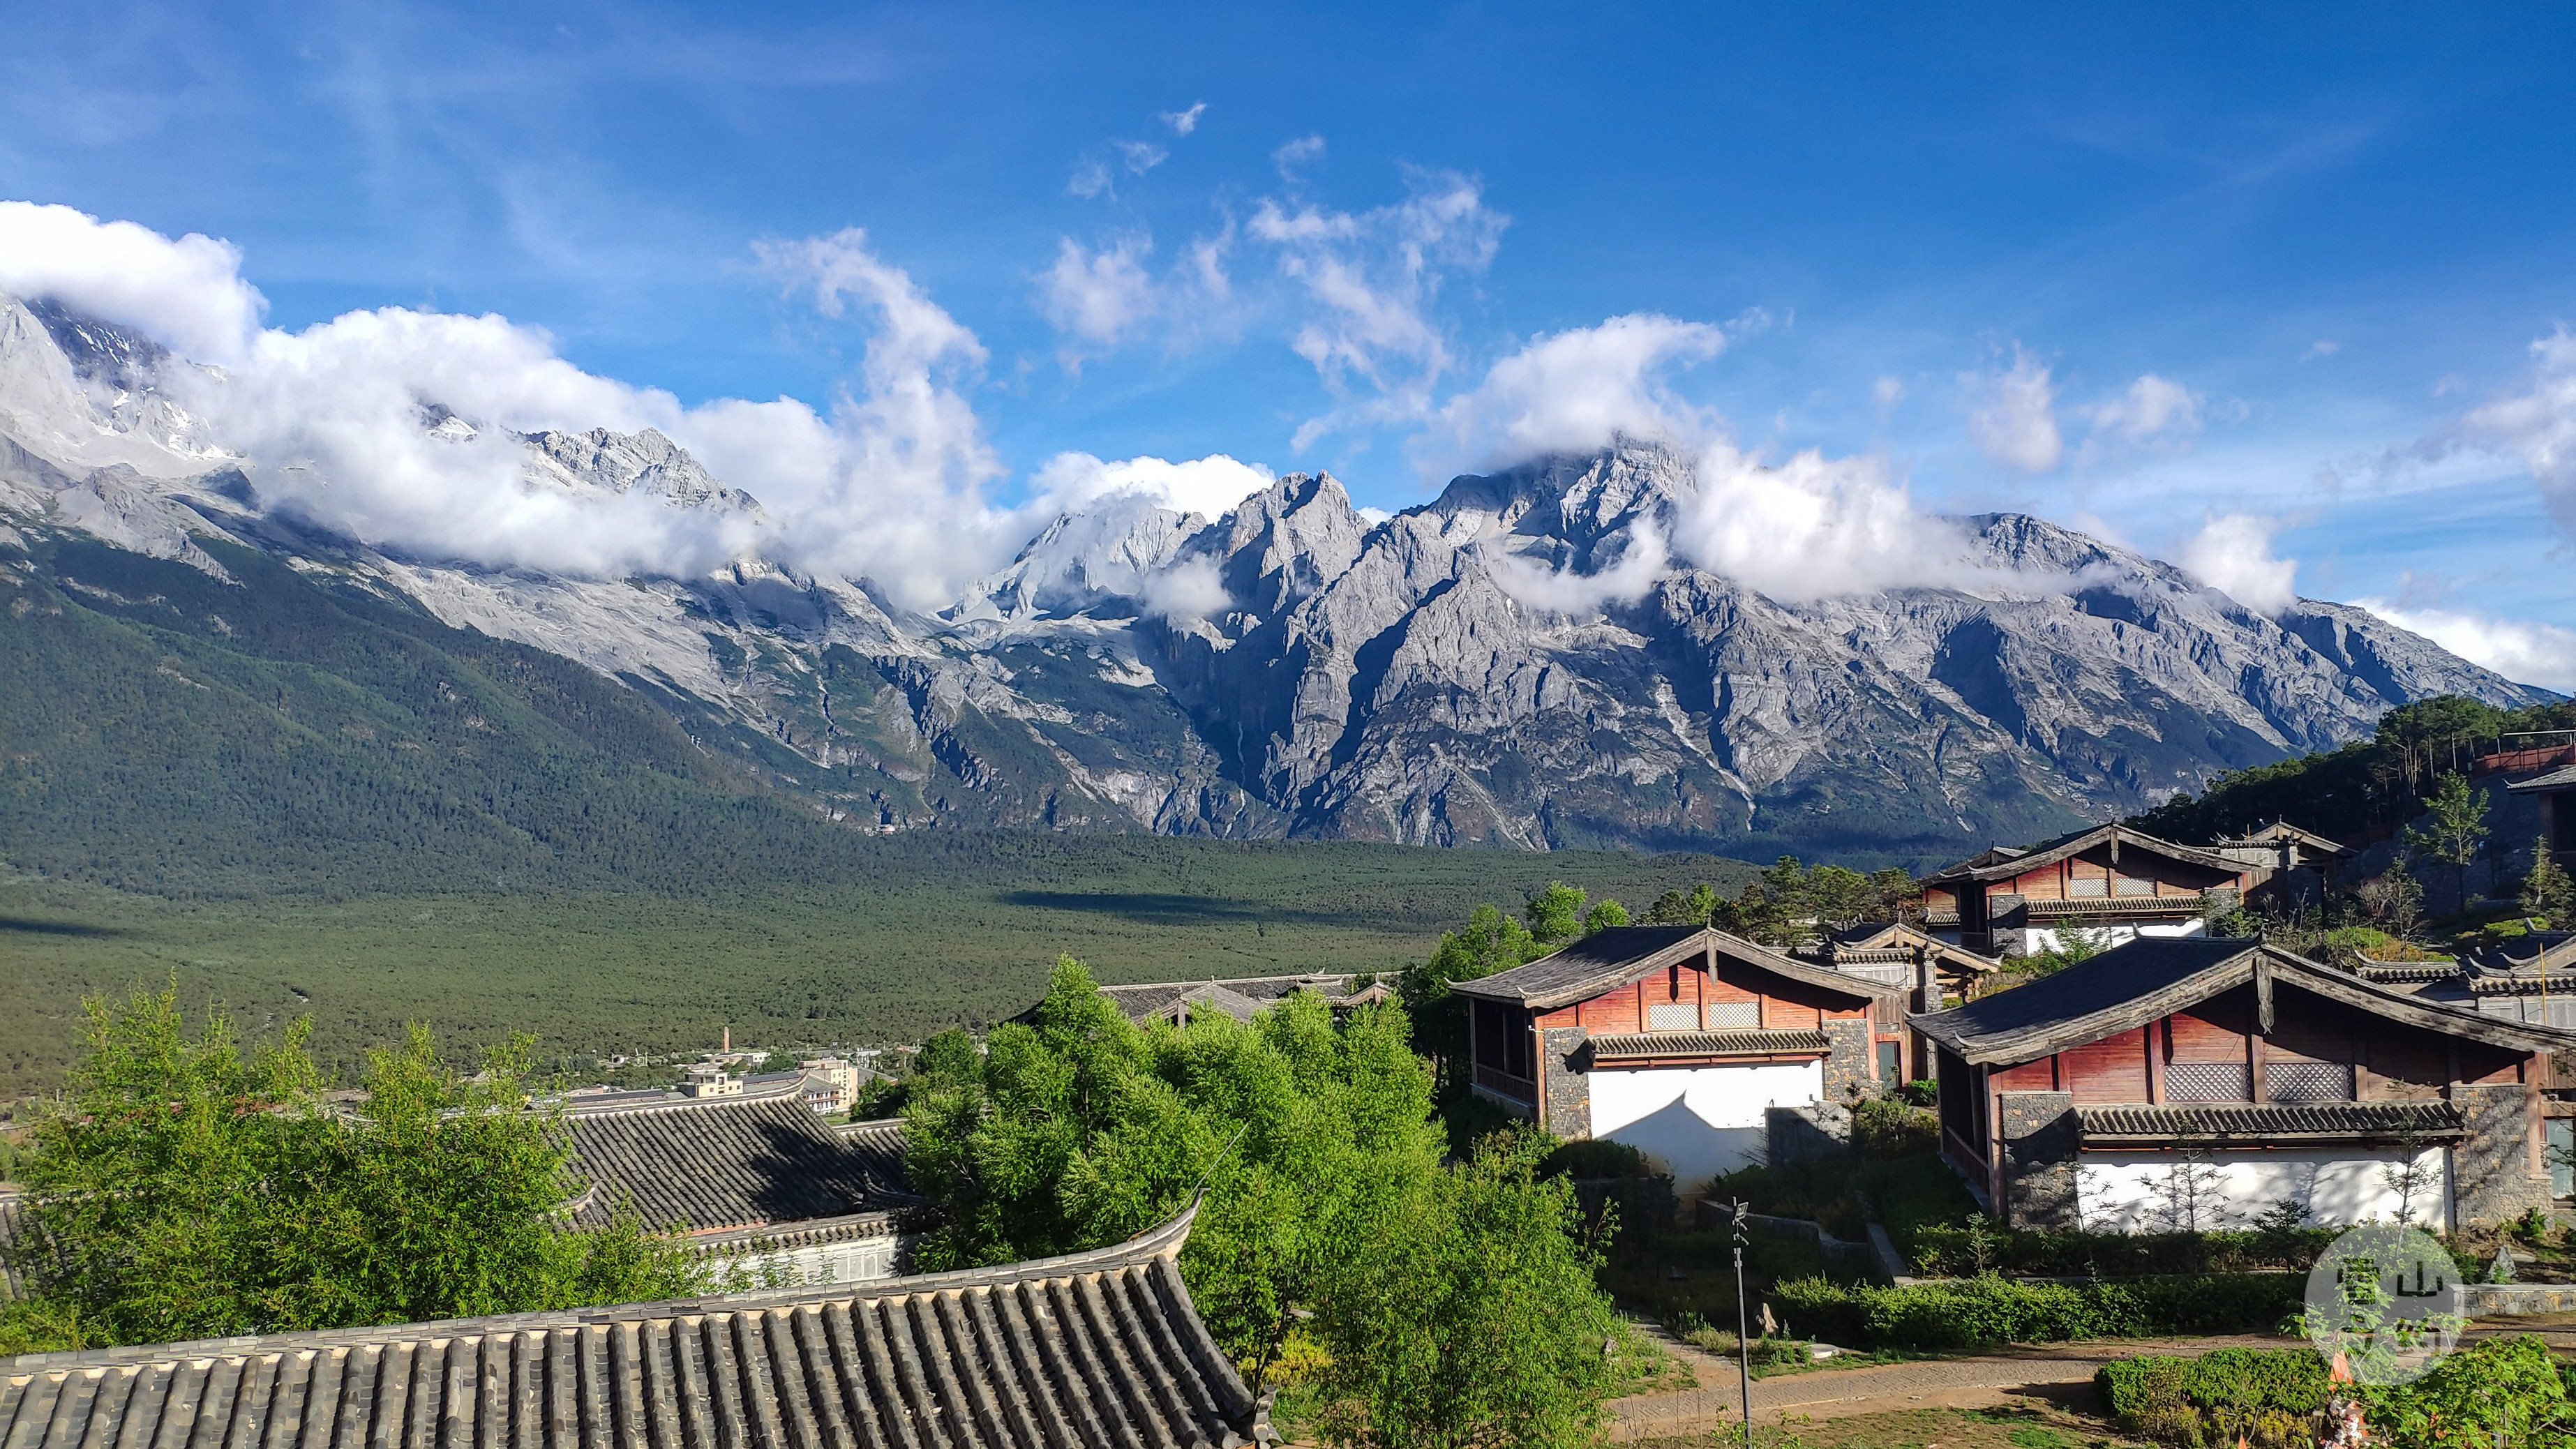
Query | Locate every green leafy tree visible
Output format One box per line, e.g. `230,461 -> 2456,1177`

1868,867 -> 1922,924
1645,883 -> 1721,926
1308,1130 -> 1625,1449
1400,905 -> 1541,1098
1580,898 -> 1630,933
903,959 -> 1445,1392
2521,835 -> 2575,926
1804,865 -> 1879,929
1523,881 -> 1589,946
5,985 -> 701,1353
2405,769 -> 2490,913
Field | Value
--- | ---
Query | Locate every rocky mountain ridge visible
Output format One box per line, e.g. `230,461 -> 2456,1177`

0,294 -> 2551,866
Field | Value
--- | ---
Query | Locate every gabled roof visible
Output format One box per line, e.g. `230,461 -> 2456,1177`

2508,763 -> 2576,793
1922,823 -> 2247,884
1448,926 -> 1896,1012
1910,936 -> 2576,1066
1807,921 -> 2001,975
2213,821 -> 2354,857
1077,972 -> 1378,1025
562,1092 -> 911,1234
0,1202 -> 1269,1449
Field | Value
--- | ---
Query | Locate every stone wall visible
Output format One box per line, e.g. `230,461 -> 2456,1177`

1541,1027 -> 1592,1139
1820,1017 -> 1877,1103
1998,1090 -> 2080,1229
2452,1083 -> 2552,1228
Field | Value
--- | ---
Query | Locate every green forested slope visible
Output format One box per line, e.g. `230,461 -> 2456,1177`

0,532 -> 948,895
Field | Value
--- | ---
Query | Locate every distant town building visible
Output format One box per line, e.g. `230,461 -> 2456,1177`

676,1060 -> 743,1097
1919,823 -> 2260,956
1913,936 -> 2576,1231
0,1203 -> 1267,1448
1449,926 -> 1910,1185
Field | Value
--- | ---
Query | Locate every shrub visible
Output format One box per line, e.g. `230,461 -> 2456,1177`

1541,1138 -> 1651,1179
2097,1348 -> 2327,1448
1770,1272 -> 2304,1351
1852,1098 -> 1938,1157
2368,1335 -> 2575,1448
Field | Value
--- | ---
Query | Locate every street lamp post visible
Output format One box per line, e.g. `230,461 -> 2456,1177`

1731,1196 -> 1754,1449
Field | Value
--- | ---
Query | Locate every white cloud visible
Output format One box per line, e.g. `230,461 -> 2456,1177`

2301,339 -> 2341,362
1963,346 -> 2062,473
1272,134 -> 1326,178
0,201 -> 267,363
1250,169 -> 1507,447
1873,375 -> 1905,408
1160,102 -> 1207,136
2462,327 -> 2576,541
1663,442 -> 1974,603
1036,236 -> 1158,347
2178,513 -> 2298,615
1483,526 -> 1670,615
2358,601 -> 2576,691
1068,159 -> 1112,199
1412,313 -> 1723,481
2090,373 -> 2202,441
1115,140 -> 1167,174
1022,450 -> 1273,522
1143,555 -> 1229,620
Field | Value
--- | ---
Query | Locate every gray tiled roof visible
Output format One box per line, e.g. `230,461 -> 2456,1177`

1912,936 -> 2576,1065
2076,1101 -> 2466,1143
0,1203 -> 1268,1449
1921,823 -> 2245,883
1088,973 -> 1369,1023
1451,926 -> 1892,1013
563,1094 -> 908,1233
2508,763 -> 2576,793
1588,1029 -> 1831,1060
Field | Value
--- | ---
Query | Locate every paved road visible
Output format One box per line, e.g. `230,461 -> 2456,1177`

1609,1332 -> 2291,1442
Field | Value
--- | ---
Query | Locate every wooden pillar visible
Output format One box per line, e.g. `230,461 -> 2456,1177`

2146,1019 -> 2166,1104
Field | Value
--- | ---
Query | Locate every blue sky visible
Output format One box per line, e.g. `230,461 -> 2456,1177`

5,3 -> 2574,681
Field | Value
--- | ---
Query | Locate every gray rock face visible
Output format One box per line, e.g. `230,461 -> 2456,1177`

0,296 -> 2552,864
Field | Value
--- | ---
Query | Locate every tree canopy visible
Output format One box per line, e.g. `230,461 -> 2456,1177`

1,985 -> 701,1354
900,959 -> 1629,1443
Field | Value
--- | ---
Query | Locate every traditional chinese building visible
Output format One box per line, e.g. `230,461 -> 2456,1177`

0,1203 -> 1268,1448
561,1093 -> 921,1286
1449,925 -> 1909,1185
2512,761 -> 2576,864
1913,936 -> 2576,1231
1919,823 -> 2259,957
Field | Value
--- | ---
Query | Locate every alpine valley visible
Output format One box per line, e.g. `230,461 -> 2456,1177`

0,293 -> 2550,887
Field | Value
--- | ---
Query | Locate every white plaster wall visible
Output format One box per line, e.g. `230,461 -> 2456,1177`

2076,1148 -> 2452,1232
1589,1061 -> 1824,1189
719,1234 -> 906,1289
2017,917 -> 2204,956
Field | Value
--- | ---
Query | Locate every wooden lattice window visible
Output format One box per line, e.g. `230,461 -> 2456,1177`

2166,1062 -> 2248,1102
2264,1061 -> 2354,1102
1647,1003 -> 1699,1032
1705,1000 -> 1760,1028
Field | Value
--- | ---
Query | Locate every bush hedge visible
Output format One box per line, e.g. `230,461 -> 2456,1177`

1769,1271 -> 2304,1350
1908,1222 -> 2342,1279
2099,1337 -> 2576,1449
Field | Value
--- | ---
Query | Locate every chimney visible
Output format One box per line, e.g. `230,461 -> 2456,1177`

722,1026 -> 731,1053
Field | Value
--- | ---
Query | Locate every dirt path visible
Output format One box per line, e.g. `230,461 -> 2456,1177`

1609,1332 -> 2290,1441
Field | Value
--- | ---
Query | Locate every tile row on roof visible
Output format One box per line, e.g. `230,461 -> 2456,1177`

0,1202 -> 1271,1449
2075,1101 -> 2466,1144
1586,1029 -> 1831,1060
562,1093 -> 909,1235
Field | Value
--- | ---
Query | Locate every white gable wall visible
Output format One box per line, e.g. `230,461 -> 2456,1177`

1589,1060 -> 1824,1189
2075,1146 -> 2453,1232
